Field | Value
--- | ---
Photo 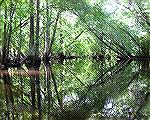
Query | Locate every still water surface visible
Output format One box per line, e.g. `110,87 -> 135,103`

0,59 -> 150,120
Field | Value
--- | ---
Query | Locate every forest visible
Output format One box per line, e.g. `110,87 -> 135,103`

0,0 -> 150,119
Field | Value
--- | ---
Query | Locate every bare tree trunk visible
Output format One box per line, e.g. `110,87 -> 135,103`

35,0 -> 40,57
29,0 -> 34,55
28,1 -> 36,119
35,71 -> 42,119
44,0 -> 51,62
6,0 -> 15,59
2,4 -> 7,66
30,73 -> 36,119
35,0 -> 42,119
3,69 -> 14,119
44,62 -> 53,119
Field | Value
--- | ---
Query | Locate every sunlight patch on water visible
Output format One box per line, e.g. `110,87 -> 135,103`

63,93 -> 79,103
104,102 -> 113,109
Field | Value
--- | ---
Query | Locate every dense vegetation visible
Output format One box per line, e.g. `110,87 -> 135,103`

0,0 -> 150,68
0,0 -> 150,119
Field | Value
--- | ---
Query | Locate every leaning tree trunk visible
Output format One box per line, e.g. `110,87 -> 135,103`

49,10 -> 60,54
50,64 -> 63,110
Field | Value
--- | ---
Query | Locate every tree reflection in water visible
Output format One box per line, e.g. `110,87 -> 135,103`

0,59 -> 150,120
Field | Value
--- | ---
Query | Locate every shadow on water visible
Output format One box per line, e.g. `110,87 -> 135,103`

0,59 -> 150,120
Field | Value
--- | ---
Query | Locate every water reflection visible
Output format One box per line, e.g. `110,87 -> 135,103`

0,59 -> 150,119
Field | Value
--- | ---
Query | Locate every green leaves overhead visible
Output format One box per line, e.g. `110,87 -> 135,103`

0,0 -> 150,59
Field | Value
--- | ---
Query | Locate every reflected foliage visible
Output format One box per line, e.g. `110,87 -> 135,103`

0,59 -> 150,119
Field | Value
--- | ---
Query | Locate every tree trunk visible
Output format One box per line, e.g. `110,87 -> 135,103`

44,0 -> 51,61
29,0 -> 34,55
44,62 -> 53,119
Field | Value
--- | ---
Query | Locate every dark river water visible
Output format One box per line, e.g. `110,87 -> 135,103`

0,59 -> 150,120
